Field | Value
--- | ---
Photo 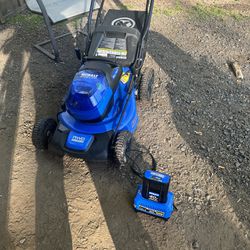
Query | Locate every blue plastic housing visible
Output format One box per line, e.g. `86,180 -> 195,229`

144,170 -> 171,184
65,70 -> 113,121
66,131 -> 94,151
59,67 -> 138,136
134,184 -> 174,220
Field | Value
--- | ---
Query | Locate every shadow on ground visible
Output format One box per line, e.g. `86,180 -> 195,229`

29,27 -> 76,250
1,6 -> 250,249
0,24 -> 24,250
147,30 -> 250,229
28,19 -> 157,250
0,18 -> 74,249
0,13 -> 157,249
87,146 -> 157,250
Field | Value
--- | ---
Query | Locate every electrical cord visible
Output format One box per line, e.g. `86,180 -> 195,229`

125,147 -> 178,212
125,148 -> 157,179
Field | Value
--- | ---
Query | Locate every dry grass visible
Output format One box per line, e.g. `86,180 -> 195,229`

120,0 -> 250,19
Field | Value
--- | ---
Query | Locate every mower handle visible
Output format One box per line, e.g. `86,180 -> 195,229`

86,0 -> 155,60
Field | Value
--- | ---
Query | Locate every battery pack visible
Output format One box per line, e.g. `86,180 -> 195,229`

134,170 -> 175,220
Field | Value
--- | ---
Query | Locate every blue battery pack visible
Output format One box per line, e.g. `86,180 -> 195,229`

134,170 -> 175,220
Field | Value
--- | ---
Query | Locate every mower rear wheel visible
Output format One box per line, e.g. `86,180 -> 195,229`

32,118 -> 57,150
114,131 -> 132,166
138,67 -> 154,101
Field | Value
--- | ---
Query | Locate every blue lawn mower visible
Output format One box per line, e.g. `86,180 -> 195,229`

32,0 -> 155,165
32,0 -> 176,219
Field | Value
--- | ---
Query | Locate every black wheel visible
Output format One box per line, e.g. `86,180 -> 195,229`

32,118 -> 57,150
138,67 -> 154,101
114,131 -> 132,166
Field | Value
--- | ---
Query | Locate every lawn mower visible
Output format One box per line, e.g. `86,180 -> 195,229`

32,0 -> 155,165
134,170 -> 175,220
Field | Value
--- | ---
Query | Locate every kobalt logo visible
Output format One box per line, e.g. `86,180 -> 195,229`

79,72 -> 98,79
72,136 -> 85,143
111,17 -> 135,28
153,172 -> 164,178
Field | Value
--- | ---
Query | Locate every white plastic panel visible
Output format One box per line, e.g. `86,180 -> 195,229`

26,0 -> 99,23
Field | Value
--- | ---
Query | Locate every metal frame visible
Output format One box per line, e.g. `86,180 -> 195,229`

33,0 -> 154,63
34,0 -> 61,62
33,0 -> 86,62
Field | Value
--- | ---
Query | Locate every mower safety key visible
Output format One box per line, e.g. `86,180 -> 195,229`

134,170 -> 175,220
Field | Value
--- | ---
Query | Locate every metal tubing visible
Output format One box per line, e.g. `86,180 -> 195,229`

36,0 -> 61,62
95,0 -> 105,28
85,0 -> 98,55
133,0 -> 154,71
87,0 -> 96,38
33,31 -> 86,61
142,0 -> 154,41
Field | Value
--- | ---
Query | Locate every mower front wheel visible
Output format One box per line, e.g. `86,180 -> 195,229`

32,118 -> 57,150
138,67 -> 154,101
114,131 -> 132,166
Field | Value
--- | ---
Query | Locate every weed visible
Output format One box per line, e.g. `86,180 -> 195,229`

191,4 -> 247,20
7,12 -> 43,29
154,1 -> 184,16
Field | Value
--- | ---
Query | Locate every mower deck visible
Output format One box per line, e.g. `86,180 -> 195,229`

49,124 -> 113,161
103,9 -> 146,31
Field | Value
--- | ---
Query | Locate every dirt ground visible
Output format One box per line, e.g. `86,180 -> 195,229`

0,0 -> 250,249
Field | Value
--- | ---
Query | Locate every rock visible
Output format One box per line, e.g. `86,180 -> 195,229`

230,61 -> 244,80
194,131 -> 203,136
235,162 -> 241,168
218,165 -> 225,170
192,240 -> 199,249
195,204 -> 201,210
19,238 -> 26,244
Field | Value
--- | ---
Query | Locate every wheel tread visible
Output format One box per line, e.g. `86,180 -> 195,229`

32,118 -> 57,150
114,131 -> 132,166
139,67 -> 154,101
